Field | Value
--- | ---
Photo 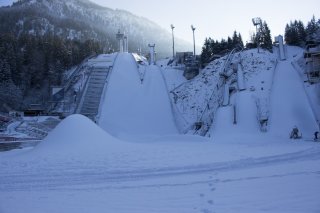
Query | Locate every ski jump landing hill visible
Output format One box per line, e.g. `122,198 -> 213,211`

98,53 -> 178,140
212,46 -> 319,141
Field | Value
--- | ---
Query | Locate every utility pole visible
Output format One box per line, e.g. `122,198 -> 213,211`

171,24 -> 175,59
191,25 -> 196,58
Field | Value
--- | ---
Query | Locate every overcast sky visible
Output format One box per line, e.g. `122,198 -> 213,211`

1,0 -> 319,47
91,0 -> 320,47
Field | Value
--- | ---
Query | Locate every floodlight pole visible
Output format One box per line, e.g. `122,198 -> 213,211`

171,24 -> 175,59
191,25 -> 196,59
252,17 -> 261,53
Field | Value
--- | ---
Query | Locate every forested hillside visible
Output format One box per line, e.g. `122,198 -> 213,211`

0,0 -> 189,112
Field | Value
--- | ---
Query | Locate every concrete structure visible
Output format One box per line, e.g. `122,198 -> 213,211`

116,30 -> 128,53
123,35 -> 128,53
274,35 -> 286,61
148,44 -> 156,65
175,52 -> 193,64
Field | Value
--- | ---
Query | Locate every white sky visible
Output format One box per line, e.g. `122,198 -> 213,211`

91,0 -> 320,47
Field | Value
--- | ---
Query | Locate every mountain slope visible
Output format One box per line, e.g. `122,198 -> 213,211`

0,0 -> 189,57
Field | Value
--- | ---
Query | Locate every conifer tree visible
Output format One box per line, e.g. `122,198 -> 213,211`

306,15 -> 320,42
296,20 -> 306,45
201,37 -> 212,64
261,21 -> 273,51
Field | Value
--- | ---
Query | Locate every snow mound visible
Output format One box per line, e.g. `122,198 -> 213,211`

33,114 -> 117,156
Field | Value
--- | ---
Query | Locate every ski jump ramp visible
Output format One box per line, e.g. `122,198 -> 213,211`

269,57 -> 318,139
98,53 -> 178,140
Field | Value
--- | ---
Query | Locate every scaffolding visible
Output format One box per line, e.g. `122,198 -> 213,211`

304,42 -> 320,84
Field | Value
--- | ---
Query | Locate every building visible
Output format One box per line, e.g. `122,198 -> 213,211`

175,52 -> 193,64
24,104 -> 45,116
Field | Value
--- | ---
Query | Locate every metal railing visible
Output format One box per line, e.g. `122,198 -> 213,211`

96,53 -> 119,122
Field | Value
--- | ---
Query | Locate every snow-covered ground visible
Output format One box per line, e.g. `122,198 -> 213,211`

0,47 -> 320,213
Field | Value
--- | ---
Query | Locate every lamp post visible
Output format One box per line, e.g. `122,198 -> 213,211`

191,25 -> 196,58
171,24 -> 175,59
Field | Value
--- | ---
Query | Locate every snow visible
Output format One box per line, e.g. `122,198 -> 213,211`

1,47 -> 320,213
213,91 -> 261,140
99,53 -> 178,140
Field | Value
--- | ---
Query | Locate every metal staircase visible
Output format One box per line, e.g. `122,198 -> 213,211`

76,65 -> 111,121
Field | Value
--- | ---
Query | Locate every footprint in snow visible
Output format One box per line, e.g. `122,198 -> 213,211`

207,200 -> 214,205
200,208 -> 214,213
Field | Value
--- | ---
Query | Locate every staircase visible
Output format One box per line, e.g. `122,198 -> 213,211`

77,65 -> 111,121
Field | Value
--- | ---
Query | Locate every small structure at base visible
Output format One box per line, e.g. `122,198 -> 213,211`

24,104 -> 45,116
175,52 -> 193,64
183,55 -> 199,80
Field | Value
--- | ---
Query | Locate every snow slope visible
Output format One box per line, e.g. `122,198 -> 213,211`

269,46 -> 319,139
99,53 -> 178,140
213,91 -> 262,141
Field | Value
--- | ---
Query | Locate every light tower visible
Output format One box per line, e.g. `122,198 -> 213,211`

191,25 -> 196,58
171,24 -> 175,58
252,17 -> 262,53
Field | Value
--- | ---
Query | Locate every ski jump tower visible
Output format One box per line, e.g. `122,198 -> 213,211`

148,44 -> 156,65
274,35 -> 286,60
116,30 -> 128,53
